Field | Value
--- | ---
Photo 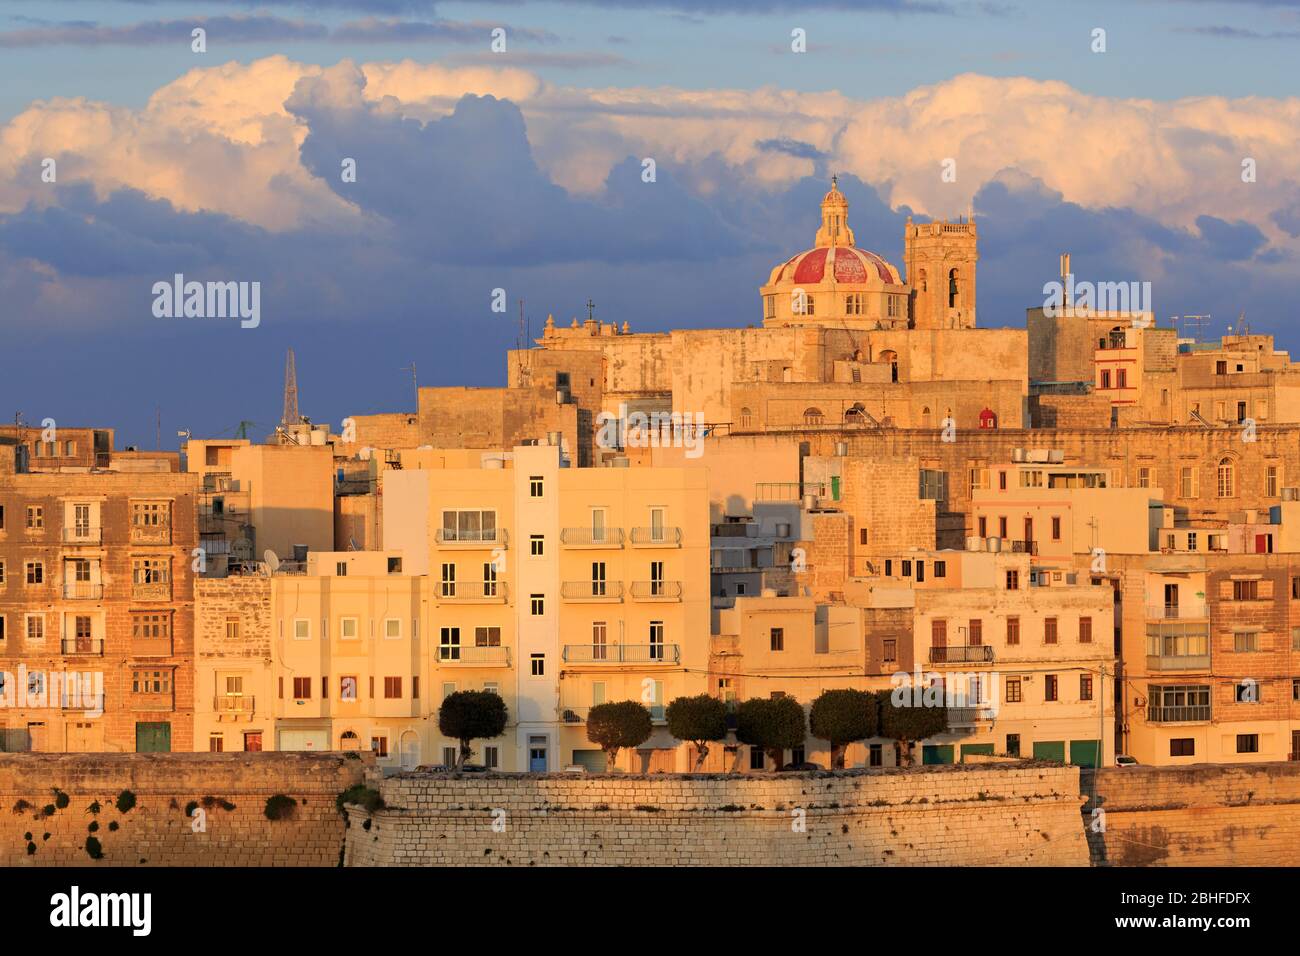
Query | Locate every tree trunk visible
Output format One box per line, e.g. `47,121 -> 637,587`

459,740 -> 472,769
898,740 -> 913,767
769,748 -> 784,771
831,743 -> 845,769
693,742 -> 708,771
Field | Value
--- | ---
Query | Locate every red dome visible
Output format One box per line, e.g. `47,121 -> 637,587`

773,245 -> 901,286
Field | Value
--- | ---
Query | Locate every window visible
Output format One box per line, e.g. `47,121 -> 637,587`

132,501 -> 169,530
1005,678 -> 1021,703
968,619 -> 982,645
749,747 -> 765,770
1051,516 -> 1061,540
1187,532 -> 1197,551
1080,675 -> 1093,701
1006,734 -> 1021,757
1217,458 -> 1235,498
978,516 -> 987,537
340,617 -> 358,640
440,509 -> 497,543
1233,631 -> 1258,653
440,627 -> 461,661
1137,466 -> 1151,488
530,534 -> 544,556
803,408 -> 824,426
770,627 -> 784,652
371,736 -> 389,758
1180,466 -> 1197,498
26,506 -> 43,530
529,476 -> 544,498
0,560 -> 4,585
1233,580 -> 1259,601
440,563 -> 456,597
484,746 -> 499,769
1044,674 -> 1058,702
1237,734 -> 1259,754
530,594 -> 545,616
881,639 -> 896,662
132,613 -> 171,644
1006,617 -> 1020,645
869,744 -> 883,767
340,676 -> 358,701
998,517 -> 1008,537
1079,617 -> 1092,644
383,677 -> 402,699
934,560 -> 946,578
292,677 -> 311,699
25,614 -> 44,643
384,619 -> 401,640
209,735 -> 224,753
649,621 -> 665,660
530,653 -> 545,677
1044,618 -> 1058,645
0,504 -> 4,529
592,561 -> 607,596
591,622 -> 607,660
388,557 -> 402,574
1266,465 -> 1279,497
1235,681 -> 1258,703
1100,370 -> 1111,389
293,619 -> 310,640
132,557 -> 169,586
1117,369 -> 1127,389
859,528 -> 869,546
931,619 -> 947,647
1170,738 -> 1195,757
25,561 -> 43,585
475,626 -> 501,647
1005,570 -> 1019,590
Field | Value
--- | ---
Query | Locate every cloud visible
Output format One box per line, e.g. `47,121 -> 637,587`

1175,25 -> 1300,39
0,15 -> 328,47
331,18 -> 559,45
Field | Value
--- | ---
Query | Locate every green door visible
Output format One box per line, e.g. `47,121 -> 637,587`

135,722 -> 171,753
1032,740 -> 1065,762
571,749 -> 607,772
922,744 -> 954,765
831,476 -> 842,501
961,743 -> 994,761
1069,740 -> 1100,768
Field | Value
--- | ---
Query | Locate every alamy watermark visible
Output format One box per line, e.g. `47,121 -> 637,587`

595,403 -> 707,459
1042,273 -> 1151,318
152,274 -> 260,328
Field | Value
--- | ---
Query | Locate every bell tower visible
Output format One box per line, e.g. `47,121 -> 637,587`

814,175 -> 856,248
904,216 -> 979,329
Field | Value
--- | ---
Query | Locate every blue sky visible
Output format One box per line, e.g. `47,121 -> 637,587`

1,0 -> 1298,445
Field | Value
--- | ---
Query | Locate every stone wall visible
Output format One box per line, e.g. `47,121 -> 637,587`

344,761 -> 1089,867
0,752 -> 365,866
1084,762 -> 1300,866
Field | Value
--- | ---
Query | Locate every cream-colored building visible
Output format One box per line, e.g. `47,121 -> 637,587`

383,442 -> 711,771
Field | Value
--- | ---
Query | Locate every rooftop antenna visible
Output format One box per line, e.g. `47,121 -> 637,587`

400,363 -> 417,411
1179,314 -> 1210,344
282,349 -> 301,426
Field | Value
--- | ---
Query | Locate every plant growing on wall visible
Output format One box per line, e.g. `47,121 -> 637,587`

809,689 -> 878,769
264,794 -> 297,820
438,690 -> 509,768
875,690 -> 950,767
665,694 -> 728,770
586,700 -> 653,771
735,696 -> 806,770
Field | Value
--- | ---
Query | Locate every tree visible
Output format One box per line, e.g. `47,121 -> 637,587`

735,696 -> 806,770
665,695 -> 728,770
438,690 -> 508,768
875,690 -> 949,767
809,688 -> 877,769
587,700 -> 652,771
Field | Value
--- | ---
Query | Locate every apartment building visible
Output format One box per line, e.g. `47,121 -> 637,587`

0,448 -> 198,752
194,574 -> 273,753
384,442 -> 710,771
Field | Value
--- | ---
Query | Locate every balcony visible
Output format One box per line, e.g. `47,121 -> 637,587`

60,638 -> 104,656
562,643 -> 681,664
132,581 -> 172,601
1148,704 -> 1211,723
437,646 -> 511,666
1006,539 -> 1038,555
631,527 -> 682,547
213,695 -> 255,715
929,645 -> 995,665
62,527 -> 101,545
1145,653 -> 1210,672
62,582 -> 103,600
560,528 -> 625,548
561,581 -> 624,602
630,580 -> 682,602
130,523 -> 172,545
1146,604 -> 1208,620
947,706 -> 996,727
435,527 -> 508,548
435,581 -> 508,603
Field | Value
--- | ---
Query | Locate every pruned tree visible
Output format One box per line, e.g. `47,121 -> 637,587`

875,689 -> 949,767
665,694 -> 728,770
809,688 -> 877,769
438,690 -> 508,768
735,696 -> 806,770
587,700 -> 653,771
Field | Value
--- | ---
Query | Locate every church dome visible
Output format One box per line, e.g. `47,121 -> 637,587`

768,245 -> 902,288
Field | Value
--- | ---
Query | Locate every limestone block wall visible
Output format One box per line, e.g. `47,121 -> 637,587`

0,753 -> 365,866
345,762 -> 1089,867
1085,762 -> 1300,866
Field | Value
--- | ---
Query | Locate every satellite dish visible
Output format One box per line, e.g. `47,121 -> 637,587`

263,550 -> 281,573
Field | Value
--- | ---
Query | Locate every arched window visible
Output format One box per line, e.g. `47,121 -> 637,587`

918,268 -> 928,293
948,269 -> 959,308
739,407 -> 753,428
803,407 -> 825,426
845,405 -> 865,424
340,730 -> 360,751
1217,458 -> 1235,498
879,349 -> 899,383
921,406 -> 932,429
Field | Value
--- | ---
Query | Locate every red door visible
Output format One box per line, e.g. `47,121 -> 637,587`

243,732 -> 263,752
1256,534 -> 1269,554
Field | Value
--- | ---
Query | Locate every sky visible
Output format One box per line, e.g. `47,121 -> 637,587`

1,0 -> 1299,446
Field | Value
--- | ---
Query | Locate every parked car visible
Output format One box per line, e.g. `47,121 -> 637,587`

1115,754 -> 1139,767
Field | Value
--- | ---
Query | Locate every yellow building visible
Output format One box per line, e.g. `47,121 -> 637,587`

383,442 -> 711,771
